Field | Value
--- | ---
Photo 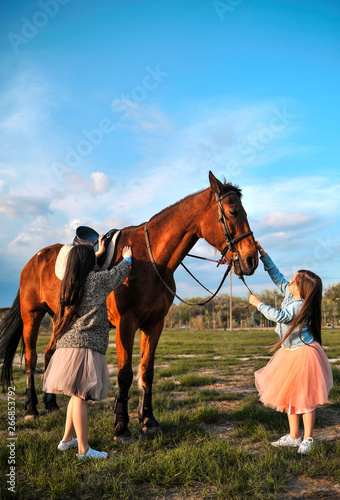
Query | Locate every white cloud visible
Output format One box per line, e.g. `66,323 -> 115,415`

243,176 -> 340,218
7,217 -> 80,258
264,210 -> 313,228
90,172 -> 111,193
113,101 -> 173,135
0,70 -> 54,146
0,194 -> 51,219
60,170 -> 112,195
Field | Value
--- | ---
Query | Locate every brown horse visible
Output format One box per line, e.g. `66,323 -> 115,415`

0,172 -> 258,440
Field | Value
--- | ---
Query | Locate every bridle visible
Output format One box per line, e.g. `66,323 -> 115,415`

144,190 -> 254,306
214,191 -> 253,267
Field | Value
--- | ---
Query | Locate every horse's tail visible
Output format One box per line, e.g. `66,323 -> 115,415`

0,290 -> 24,389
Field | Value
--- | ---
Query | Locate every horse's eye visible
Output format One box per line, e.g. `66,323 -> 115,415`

228,210 -> 238,217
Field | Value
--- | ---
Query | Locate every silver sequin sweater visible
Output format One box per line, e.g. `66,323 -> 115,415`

56,259 -> 130,354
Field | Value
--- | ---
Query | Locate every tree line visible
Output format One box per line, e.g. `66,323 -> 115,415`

1,283 -> 338,332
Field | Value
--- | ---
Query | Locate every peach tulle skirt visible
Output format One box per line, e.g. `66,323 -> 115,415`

43,347 -> 110,401
255,342 -> 333,414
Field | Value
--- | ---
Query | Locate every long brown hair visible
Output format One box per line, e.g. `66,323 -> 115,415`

53,245 -> 95,343
271,270 -> 322,351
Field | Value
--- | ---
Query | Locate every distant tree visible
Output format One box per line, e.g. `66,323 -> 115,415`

323,283 -> 340,326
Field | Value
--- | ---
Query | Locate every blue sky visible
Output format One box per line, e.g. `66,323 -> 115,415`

0,0 -> 339,306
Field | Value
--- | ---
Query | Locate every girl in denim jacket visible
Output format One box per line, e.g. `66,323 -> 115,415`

249,242 -> 333,455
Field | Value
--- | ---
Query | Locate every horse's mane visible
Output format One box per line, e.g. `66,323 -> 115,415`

151,181 -> 242,221
220,181 -> 242,199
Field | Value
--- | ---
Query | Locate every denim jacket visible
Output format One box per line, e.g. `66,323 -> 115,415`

257,254 -> 313,348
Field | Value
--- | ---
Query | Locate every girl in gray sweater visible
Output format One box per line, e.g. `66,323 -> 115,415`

43,237 -> 132,459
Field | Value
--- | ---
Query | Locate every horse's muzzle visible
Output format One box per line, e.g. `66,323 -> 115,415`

234,255 -> 257,276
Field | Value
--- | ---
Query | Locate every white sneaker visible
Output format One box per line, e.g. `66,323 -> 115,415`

271,434 -> 302,448
76,446 -> 108,460
58,437 -> 78,451
298,437 -> 314,455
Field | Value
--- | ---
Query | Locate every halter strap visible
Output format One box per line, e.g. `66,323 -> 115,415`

214,192 -> 253,266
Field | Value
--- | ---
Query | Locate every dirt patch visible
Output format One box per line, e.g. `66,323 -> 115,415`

167,354 -> 204,358
277,474 -> 340,499
137,484 -> 219,499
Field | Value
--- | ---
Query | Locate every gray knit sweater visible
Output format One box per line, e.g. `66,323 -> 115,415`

56,259 -> 130,354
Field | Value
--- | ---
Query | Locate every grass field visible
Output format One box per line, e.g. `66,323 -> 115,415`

1,328 -> 339,499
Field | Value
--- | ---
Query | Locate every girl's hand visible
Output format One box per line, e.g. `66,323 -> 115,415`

256,241 -> 266,257
122,246 -> 132,260
249,294 -> 261,307
95,235 -> 105,258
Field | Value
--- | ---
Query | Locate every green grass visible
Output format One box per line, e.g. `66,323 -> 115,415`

1,328 -> 339,499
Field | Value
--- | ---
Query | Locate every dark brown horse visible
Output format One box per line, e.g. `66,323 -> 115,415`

0,172 -> 258,440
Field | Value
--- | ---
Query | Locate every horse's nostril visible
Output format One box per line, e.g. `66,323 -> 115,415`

247,256 -> 256,271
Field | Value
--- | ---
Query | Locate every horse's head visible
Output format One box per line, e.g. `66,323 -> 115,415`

199,172 -> 258,276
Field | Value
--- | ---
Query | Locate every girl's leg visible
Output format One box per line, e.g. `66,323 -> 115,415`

71,395 -> 89,455
287,413 -> 300,439
62,397 -> 75,443
302,410 -> 315,439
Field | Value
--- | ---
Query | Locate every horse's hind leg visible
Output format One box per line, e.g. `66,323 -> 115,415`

138,320 -> 163,435
22,310 -> 45,420
42,336 -> 59,412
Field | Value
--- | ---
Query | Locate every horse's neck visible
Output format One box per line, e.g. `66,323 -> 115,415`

146,188 -> 209,272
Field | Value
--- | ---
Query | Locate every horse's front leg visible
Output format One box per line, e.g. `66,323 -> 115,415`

42,336 -> 59,413
113,314 -> 137,443
138,319 -> 164,435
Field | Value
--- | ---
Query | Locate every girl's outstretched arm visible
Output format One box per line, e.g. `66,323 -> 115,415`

256,241 -> 289,294
249,295 -> 301,324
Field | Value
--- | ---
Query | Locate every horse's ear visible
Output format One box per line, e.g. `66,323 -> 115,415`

209,171 -> 224,195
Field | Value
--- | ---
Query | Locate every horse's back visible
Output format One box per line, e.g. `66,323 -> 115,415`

20,244 -> 63,313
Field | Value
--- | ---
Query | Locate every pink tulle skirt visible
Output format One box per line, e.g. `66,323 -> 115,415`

255,342 -> 333,414
43,347 -> 110,401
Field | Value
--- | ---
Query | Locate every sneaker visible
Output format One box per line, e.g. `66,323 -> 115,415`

298,437 -> 314,455
271,434 -> 302,448
58,437 -> 78,451
76,446 -> 108,460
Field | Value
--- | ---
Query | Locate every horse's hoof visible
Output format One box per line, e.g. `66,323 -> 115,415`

113,434 -> 133,445
43,393 -> 59,412
140,417 -> 163,436
141,425 -> 163,436
113,421 -> 132,444
24,412 -> 39,421
47,405 -> 60,413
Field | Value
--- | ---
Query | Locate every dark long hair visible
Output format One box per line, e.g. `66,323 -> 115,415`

271,270 -> 322,351
53,245 -> 95,343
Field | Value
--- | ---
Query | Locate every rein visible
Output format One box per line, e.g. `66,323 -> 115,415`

143,190 -> 254,306
144,221 -> 232,306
